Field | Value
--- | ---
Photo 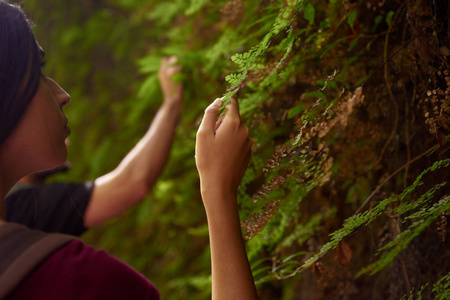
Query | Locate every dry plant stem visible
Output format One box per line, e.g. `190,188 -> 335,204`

399,256 -> 412,293
354,144 -> 440,215
377,31 -> 399,164
403,87 -> 414,188
361,2 -> 437,88
389,212 -> 412,292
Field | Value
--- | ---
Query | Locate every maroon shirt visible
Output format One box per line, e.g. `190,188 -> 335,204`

9,240 -> 160,300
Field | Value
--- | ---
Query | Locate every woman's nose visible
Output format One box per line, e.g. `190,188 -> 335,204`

57,87 -> 71,107
47,77 -> 71,107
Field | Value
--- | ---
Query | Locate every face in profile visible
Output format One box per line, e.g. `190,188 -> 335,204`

0,3 -> 73,185
2,76 -> 71,175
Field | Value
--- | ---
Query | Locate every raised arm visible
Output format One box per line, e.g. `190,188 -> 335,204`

195,98 -> 258,300
83,56 -> 182,227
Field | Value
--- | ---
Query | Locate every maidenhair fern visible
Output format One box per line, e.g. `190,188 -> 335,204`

185,0 -> 209,16
303,159 -> 450,269
357,194 -> 449,277
401,271 -> 450,299
223,0 -> 306,103
401,284 -> 427,300
36,0 -> 450,298
433,272 -> 450,300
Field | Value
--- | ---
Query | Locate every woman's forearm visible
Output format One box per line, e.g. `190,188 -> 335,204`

83,56 -> 183,227
203,190 -> 258,300
114,100 -> 181,189
83,100 -> 181,227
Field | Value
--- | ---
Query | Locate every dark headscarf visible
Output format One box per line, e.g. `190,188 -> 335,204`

0,1 -> 42,145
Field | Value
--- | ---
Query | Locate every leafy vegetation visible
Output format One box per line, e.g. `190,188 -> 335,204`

21,0 -> 449,299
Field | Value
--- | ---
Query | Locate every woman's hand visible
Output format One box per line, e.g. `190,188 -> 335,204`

158,56 -> 183,106
195,97 -> 258,300
195,97 -> 252,210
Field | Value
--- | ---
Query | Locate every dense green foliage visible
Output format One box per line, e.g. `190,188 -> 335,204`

21,0 -> 449,299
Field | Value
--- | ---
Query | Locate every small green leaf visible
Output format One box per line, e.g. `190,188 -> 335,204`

138,55 -> 162,73
303,90 -> 327,99
288,104 -> 307,119
304,4 -> 315,25
349,37 -> 359,50
374,15 -> 383,27
187,224 -> 209,236
386,11 -> 394,27
371,15 -> 384,32
320,20 -> 331,29
185,0 -> 208,16
347,10 -> 357,30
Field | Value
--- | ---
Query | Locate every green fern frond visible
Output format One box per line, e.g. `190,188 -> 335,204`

401,284 -> 428,300
357,194 -> 450,277
222,0 -> 307,106
146,0 -> 187,25
302,159 -> 450,269
185,0 -> 209,16
433,271 -> 450,300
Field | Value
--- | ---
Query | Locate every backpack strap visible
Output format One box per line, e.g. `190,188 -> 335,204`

0,222 -> 76,299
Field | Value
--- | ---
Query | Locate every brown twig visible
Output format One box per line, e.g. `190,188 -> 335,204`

377,30 -> 399,164
399,256 -> 412,293
403,86 -> 415,189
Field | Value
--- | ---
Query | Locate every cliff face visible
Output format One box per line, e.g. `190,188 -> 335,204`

25,0 -> 450,299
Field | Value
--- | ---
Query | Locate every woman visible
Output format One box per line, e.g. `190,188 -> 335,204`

0,1 -> 258,299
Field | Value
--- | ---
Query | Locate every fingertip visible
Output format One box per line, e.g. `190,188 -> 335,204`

169,56 -> 178,64
203,97 -> 224,118
208,97 -> 222,109
198,99 -> 223,135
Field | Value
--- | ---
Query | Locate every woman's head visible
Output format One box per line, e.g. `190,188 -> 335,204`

0,1 -> 43,146
0,1 -> 71,185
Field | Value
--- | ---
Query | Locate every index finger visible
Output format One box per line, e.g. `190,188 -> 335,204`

198,98 -> 223,136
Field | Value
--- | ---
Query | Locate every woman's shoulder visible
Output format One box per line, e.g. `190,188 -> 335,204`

9,239 -> 160,300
